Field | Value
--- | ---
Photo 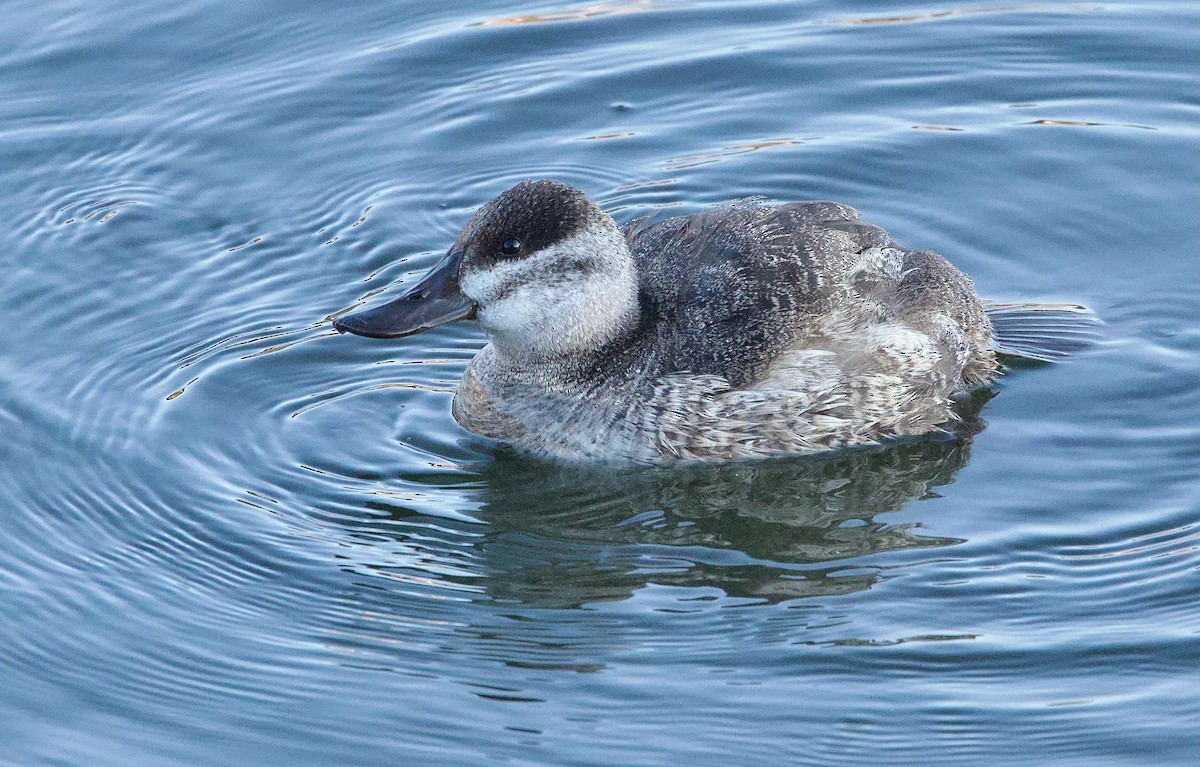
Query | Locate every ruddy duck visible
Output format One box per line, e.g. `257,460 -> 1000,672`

334,180 -> 1093,464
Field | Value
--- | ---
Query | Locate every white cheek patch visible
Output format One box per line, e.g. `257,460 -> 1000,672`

459,227 -> 638,358
477,286 -> 556,338
473,263 -> 608,354
459,257 -> 532,305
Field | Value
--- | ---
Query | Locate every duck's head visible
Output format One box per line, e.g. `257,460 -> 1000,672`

334,180 -> 638,360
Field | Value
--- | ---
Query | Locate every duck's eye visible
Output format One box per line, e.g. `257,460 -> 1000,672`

500,238 -> 522,256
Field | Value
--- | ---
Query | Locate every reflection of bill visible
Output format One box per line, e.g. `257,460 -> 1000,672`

476,424 -> 982,608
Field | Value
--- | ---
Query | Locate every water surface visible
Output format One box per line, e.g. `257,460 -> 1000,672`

2,1 -> 1198,765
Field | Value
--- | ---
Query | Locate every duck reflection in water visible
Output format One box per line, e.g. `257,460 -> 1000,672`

337,397 -> 986,617
471,424 -> 980,609
318,405 -> 989,671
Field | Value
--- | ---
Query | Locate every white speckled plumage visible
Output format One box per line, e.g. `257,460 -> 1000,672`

335,180 -> 1095,465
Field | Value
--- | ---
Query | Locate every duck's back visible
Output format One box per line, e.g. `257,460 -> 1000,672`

622,199 -> 993,389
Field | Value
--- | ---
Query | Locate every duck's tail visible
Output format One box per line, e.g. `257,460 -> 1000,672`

983,301 -> 1102,362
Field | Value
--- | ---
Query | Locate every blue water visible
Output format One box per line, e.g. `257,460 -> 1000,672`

2,1 -> 1198,764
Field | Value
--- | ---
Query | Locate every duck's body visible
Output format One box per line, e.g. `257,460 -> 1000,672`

334,181 -> 1088,465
